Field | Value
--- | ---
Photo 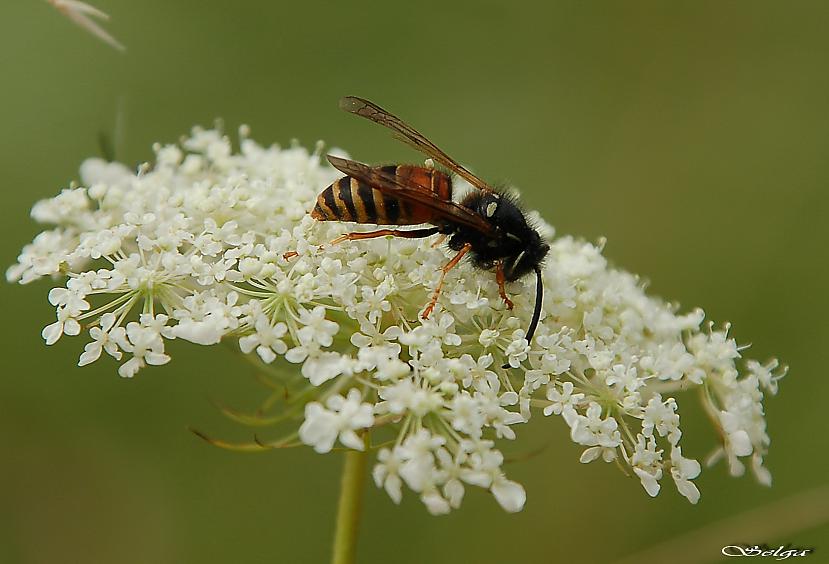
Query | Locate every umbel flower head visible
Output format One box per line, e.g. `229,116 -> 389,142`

8,126 -> 786,513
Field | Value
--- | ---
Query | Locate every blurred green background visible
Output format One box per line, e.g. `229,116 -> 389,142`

1,1 -> 827,563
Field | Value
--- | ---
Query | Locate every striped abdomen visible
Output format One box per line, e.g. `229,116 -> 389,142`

311,165 -> 452,225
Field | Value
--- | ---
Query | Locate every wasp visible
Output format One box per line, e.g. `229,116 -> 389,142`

307,97 -> 550,347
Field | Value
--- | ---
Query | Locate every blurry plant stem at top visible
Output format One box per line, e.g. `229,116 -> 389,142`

47,0 -> 125,51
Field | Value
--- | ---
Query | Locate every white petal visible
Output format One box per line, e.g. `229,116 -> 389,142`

443,479 -> 465,509
339,430 -> 365,451
579,446 -> 602,463
42,321 -> 63,345
421,491 -> 451,515
729,430 -> 753,457
48,287 -> 68,306
256,345 -> 276,364
384,474 -> 403,504
633,467 -> 661,497
491,477 -> 526,513
144,352 -> 171,366
238,335 -> 258,354
674,477 -> 700,504
285,347 -> 307,364
751,454 -> 772,487
303,353 -> 346,386
64,319 -> 81,336
298,404 -> 339,453
78,342 -> 102,366
173,320 -> 224,345
118,357 -> 142,378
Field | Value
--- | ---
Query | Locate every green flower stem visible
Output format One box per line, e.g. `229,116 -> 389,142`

331,436 -> 369,564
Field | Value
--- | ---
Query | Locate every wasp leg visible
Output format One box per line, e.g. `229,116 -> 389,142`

422,242 -> 473,319
329,227 -> 440,246
496,261 -> 515,310
283,227 -> 440,260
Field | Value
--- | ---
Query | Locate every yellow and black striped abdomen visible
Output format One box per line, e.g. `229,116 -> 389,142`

311,176 -> 409,224
311,165 -> 453,226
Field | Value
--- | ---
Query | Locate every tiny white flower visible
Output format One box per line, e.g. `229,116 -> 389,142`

239,315 -> 288,364
299,389 -> 374,453
296,306 -> 339,347
478,328 -> 500,348
118,316 -> 172,378
373,448 -> 404,504
642,394 -> 681,445
420,489 -> 451,515
605,364 -> 645,395
746,358 -> 786,396
570,402 -> 622,450
48,287 -> 90,314
378,380 -> 442,417
42,307 -> 81,345
503,330 -> 530,368
354,285 -> 392,324
448,392 -> 486,438
670,446 -> 701,504
631,434 -> 663,497
350,319 -> 402,354
78,312 -> 124,366
719,410 -> 754,457
543,381 -> 584,422
291,347 -> 352,386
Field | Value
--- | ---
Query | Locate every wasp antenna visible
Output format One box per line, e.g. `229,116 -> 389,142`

526,265 -> 544,344
502,266 -> 545,370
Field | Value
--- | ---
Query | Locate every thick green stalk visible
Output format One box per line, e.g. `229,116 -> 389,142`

331,439 -> 369,564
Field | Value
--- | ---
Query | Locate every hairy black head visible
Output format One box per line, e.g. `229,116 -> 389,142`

449,190 -> 549,281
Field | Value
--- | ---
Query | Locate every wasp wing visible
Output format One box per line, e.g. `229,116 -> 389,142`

327,155 -> 495,235
339,96 -> 494,194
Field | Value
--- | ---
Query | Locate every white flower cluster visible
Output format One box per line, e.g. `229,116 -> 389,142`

8,126 -> 786,513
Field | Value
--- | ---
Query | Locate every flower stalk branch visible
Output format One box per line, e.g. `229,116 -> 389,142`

332,436 -> 369,564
